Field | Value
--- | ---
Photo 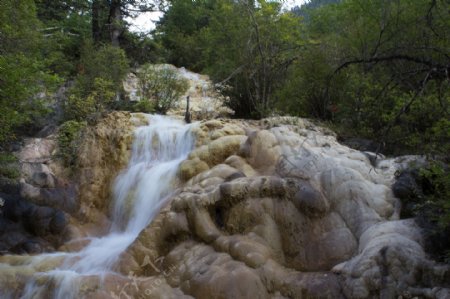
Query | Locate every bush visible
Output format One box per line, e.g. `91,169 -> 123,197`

136,64 -> 189,114
77,41 -> 129,95
0,152 -> 20,179
64,78 -> 116,122
419,162 -> 450,263
0,50 -> 58,146
57,120 -> 86,167
396,161 -> 450,263
419,163 -> 450,227
131,100 -> 155,113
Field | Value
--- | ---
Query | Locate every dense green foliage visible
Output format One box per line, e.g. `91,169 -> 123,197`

2,0 -> 447,154
137,64 -> 189,114
57,120 -> 87,167
415,163 -> 450,262
420,163 -> 450,229
0,0 -> 60,145
283,0 -> 450,155
0,153 -> 20,179
0,0 -> 160,148
157,0 -> 304,118
63,41 -> 130,123
76,42 -> 129,95
65,78 -> 117,122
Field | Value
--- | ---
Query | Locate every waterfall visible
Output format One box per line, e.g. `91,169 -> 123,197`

20,115 -> 195,298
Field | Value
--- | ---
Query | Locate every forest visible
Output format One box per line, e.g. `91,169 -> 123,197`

1,0 -> 449,153
0,0 -> 449,259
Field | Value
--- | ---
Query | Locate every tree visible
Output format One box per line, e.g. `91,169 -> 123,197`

157,0 -> 304,118
156,0 -> 213,71
136,64 -> 189,114
35,0 -> 91,77
278,0 -> 450,155
0,0 -> 59,146
91,0 -> 161,46
205,0 -> 304,118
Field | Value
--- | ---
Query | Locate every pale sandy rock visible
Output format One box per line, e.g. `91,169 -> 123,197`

18,137 -> 56,163
130,112 -> 151,127
187,135 -> 247,167
191,119 -> 250,147
333,219 -> 449,299
224,155 -> 258,177
240,130 -> 281,173
179,157 -> 210,181
165,242 -> 271,299
123,72 -> 140,102
20,162 -> 51,182
76,111 -> 134,221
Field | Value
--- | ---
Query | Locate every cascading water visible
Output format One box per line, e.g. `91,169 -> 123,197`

20,115 -> 196,298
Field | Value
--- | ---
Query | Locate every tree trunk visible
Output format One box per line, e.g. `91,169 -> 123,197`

109,0 -> 122,47
92,0 -> 101,43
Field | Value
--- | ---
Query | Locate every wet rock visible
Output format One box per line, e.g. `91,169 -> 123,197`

36,124 -> 58,138
24,206 -> 55,235
0,192 -> 67,253
76,111 -> 134,220
392,169 -> 422,201
292,182 -> 329,217
49,211 -> 67,234
20,180 -> 78,213
0,176 -> 19,195
31,171 -> 56,188
11,240 -> 43,254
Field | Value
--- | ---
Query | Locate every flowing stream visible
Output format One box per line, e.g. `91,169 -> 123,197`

20,115 -> 195,298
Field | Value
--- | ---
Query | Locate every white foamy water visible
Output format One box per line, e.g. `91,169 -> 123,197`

19,115 -> 195,299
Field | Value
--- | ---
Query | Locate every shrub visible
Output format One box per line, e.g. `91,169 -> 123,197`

57,120 -> 86,167
398,161 -> 450,263
0,152 -> 20,179
62,41 -> 129,123
419,162 -> 450,263
137,64 -> 189,114
132,100 -> 155,113
419,162 -> 450,228
64,78 -> 116,122
77,41 -> 129,94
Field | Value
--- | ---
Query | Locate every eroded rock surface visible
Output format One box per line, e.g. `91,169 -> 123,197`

76,111 -> 135,223
0,111 -> 136,254
119,117 -> 449,298
0,115 -> 449,298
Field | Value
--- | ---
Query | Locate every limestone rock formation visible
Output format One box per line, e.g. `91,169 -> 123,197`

0,132 -> 73,254
118,116 -> 449,298
168,67 -> 233,120
0,114 -> 448,298
0,111 -> 136,255
76,111 -> 135,223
